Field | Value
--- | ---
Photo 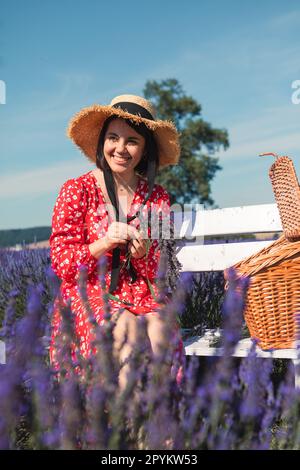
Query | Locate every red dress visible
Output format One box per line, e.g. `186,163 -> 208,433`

49,170 -> 179,366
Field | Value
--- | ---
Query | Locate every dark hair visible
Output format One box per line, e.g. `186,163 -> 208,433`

96,115 -> 159,177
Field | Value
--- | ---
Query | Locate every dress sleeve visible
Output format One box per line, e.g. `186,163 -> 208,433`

130,186 -> 171,282
50,178 -> 98,282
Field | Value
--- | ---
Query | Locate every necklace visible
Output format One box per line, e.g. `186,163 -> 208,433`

114,176 -> 137,194
93,169 -> 137,195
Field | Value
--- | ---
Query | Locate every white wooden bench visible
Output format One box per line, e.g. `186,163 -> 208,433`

174,203 -> 300,387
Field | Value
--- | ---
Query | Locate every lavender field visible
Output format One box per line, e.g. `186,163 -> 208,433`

0,248 -> 299,450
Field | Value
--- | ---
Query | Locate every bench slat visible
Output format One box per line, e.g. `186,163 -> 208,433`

184,335 -> 298,359
173,204 -> 282,238
177,240 -> 274,271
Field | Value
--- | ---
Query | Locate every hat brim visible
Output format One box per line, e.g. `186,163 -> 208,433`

67,104 -> 180,168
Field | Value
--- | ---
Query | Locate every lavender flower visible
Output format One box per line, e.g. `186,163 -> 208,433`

0,248 -> 299,450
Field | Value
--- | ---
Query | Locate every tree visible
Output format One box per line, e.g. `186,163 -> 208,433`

143,79 -> 229,207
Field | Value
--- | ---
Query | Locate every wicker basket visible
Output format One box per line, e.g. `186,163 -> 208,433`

268,155 -> 300,241
226,235 -> 300,350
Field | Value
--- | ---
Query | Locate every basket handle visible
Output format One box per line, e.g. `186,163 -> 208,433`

259,152 -> 300,242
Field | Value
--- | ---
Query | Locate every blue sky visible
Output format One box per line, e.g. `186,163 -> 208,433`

1,0 -> 300,229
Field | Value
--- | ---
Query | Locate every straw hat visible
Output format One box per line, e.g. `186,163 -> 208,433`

67,94 -> 180,168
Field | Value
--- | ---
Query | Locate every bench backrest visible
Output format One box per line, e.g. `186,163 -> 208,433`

174,203 -> 282,271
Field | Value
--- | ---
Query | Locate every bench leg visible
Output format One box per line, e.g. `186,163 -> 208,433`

0,340 -> 5,365
292,359 -> 300,389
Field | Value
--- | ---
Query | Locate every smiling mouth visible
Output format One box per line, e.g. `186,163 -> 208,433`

112,156 -> 132,163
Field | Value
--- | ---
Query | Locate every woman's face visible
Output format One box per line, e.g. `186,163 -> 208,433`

103,118 -> 145,176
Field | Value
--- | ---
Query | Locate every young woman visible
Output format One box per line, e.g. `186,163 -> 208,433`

49,94 -> 181,389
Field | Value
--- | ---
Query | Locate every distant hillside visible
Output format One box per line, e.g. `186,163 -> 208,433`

0,226 -> 51,248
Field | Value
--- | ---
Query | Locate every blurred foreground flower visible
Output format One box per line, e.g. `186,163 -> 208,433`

0,250 -> 300,449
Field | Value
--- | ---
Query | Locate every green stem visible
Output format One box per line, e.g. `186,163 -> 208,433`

107,293 -> 134,307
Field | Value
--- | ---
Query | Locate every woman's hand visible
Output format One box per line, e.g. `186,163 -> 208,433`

105,221 -> 142,251
128,237 -> 148,259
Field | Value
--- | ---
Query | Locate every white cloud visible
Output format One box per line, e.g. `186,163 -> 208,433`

218,131 -> 300,162
267,9 -> 300,29
211,101 -> 300,208
0,159 -> 93,199
217,103 -> 300,163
